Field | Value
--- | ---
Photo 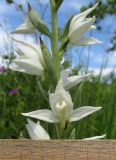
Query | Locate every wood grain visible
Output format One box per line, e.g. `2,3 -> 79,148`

0,140 -> 116,160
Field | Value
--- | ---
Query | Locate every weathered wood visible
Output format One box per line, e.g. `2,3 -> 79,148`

0,140 -> 116,160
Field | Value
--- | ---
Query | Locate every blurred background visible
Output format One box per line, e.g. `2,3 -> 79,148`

0,0 -> 116,139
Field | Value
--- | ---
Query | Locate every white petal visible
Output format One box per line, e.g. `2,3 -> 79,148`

12,15 -> 35,34
22,109 -> 59,123
62,73 -> 92,90
12,38 -> 44,64
69,16 -> 85,37
70,3 -> 98,30
60,68 -> 72,79
49,93 -> 59,115
83,134 -> 106,140
9,64 -> 32,74
13,58 -> 43,75
49,81 -> 73,121
69,16 -> 85,36
16,45 -> 39,60
55,82 -> 73,113
73,36 -> 102,46
69,17 -> 96,43
69,106 -> 102,122
26,124 -> 39,139
15,48 -> 25,56
26,119 -> 50,140
77,3 -> 98,18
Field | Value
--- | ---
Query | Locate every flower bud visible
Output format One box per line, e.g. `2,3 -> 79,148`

28,5 -> 50,37
68,3 -> 102,46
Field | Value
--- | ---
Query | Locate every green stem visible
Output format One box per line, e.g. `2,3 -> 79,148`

55,123 -> 65,139
50,0 -> 58,56
50,0 -> 60,82
55,124 -> 60,139
50,0 -> 61,138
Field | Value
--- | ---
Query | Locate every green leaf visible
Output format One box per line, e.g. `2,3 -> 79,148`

40,38 -> 57,86
69,129 -> 75,139
28,4 -> 51,37
58,16 -> 73,55
55,0 -> 63,10
58,37 -> 69,56
62,15 -> 73,38
73,83 -> 83,108
37,80 -> 48,101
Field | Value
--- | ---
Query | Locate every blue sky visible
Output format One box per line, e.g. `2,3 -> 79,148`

0,0 -> 116,76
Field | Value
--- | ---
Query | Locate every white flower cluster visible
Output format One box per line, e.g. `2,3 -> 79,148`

9,3 -> 105,140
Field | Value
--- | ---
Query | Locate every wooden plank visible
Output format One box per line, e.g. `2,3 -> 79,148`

0,140 -> 116,160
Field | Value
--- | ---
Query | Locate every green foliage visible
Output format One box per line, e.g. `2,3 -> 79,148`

0,71 -> 49,138
107,30 -> 116,52
69,73 -> 116,139
0,68 -> 116,138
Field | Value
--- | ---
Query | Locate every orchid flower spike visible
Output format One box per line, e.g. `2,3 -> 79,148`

68,3 -> 102,46
22,82 -> 102,129
60,69 -> 93,90
26,119 -> 50,140
11,14 -> 35,34
9,38 -> 44,75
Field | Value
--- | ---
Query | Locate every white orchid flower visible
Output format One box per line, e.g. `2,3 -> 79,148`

26,119 -> 50,140
22,82 -> 102,128
12,14 -> 35,34
68,3 -> 102,46
83,134 -> 106,140
61,69 -> 93,90
9,38 -> 44,75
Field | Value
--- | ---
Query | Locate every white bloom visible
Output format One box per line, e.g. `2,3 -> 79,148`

22,82 -> 102,128
26,119 -> 50,140
68,3 -> 102,46
12,15 -> 35,34
61,69 -> 93,90
83,134 -> 106,140
9,38 -> 44,75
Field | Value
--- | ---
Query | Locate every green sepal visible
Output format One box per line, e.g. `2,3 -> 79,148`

28,4 -> 51,37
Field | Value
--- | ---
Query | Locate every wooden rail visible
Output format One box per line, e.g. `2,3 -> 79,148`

0,140 -> 116,160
